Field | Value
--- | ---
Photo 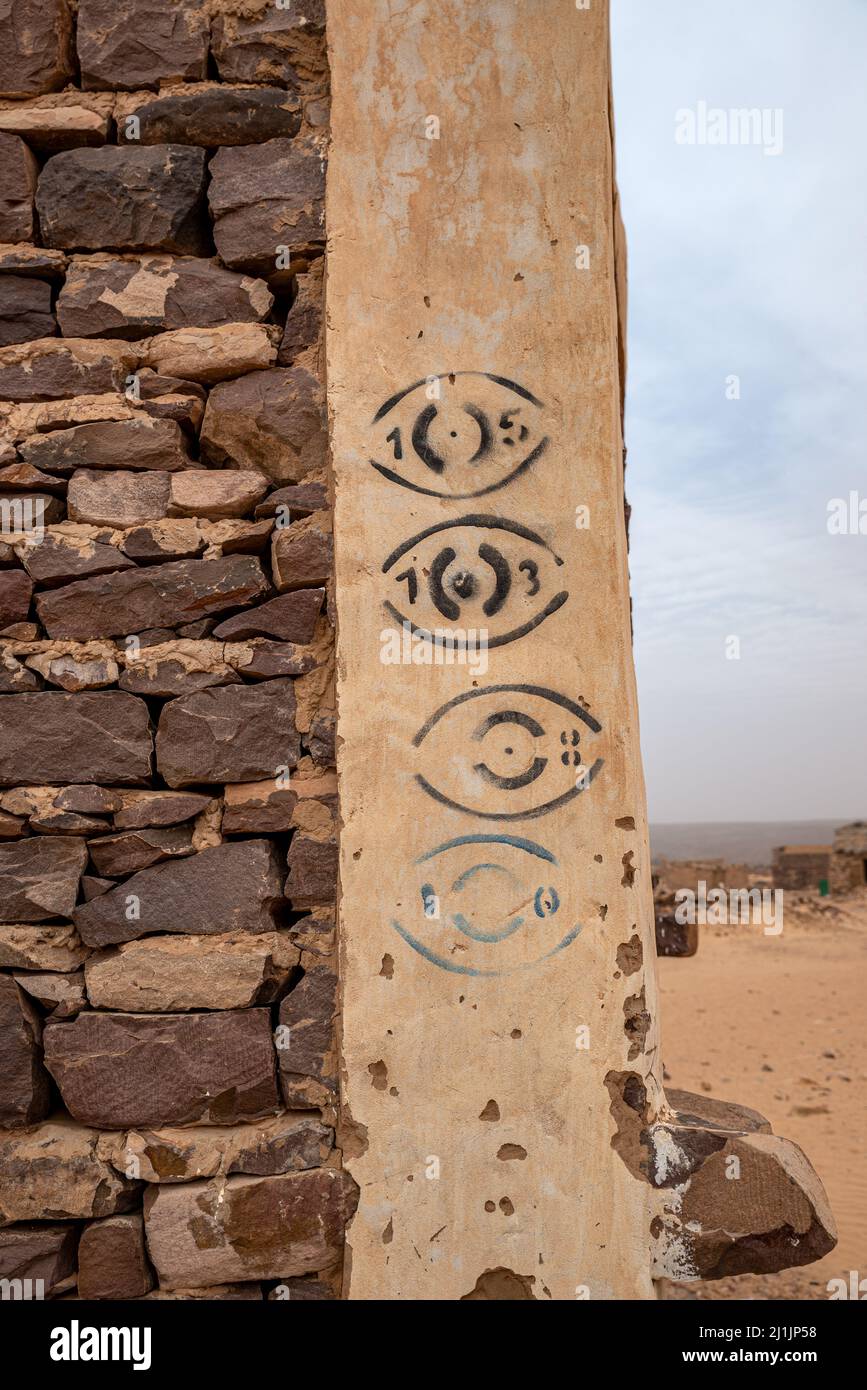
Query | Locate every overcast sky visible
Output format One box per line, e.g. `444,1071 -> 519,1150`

610,0 -> 867,824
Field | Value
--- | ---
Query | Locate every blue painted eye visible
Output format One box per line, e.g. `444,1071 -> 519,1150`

534,886 -> 560,918
391,834 -> 584,978
370,372 -> 549,500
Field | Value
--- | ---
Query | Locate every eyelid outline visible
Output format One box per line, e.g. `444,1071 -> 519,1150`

413,684 -> 602,748
371,372 -> 545,424
381,516 -> 563,575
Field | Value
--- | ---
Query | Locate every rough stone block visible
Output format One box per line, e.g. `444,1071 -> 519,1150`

20,417 -> 193,473
285,833 -> 337,908
201,365 -> 326,484
73,839 -> 284,947
0,974 -> 51,1126
0,275 -> 55,347
139,322 -> 279,384
43,1008 -> 281,1128
278,257 -> 323,365
144,1168 -> 357,1288
209,139 -> 325,276
119,1114 -> 331,1184
0,1118 -> 135,1223
85,930 -> 299,1011
116,84 -> 301,147
277,955 -> 337,1107
0,691 -> 152,786
67,468 -> 171,527
0,133 -> 38,242
0,337 -> 136,401
271,513 -> 331,590
57,254 -> 274,340
156,680 -> 301,787
0,835 -> 87,921
0,923 -> 90,972
35,554 -> 270,640
0,92 -> 112,151
0,568 -> 33,625
37,146 -> 209,254
212,589 -> 324,643
16,530 -> 135,588
0,1222 -> 77,1296
211,3 -> 327,94
77,1213 -> 154,1300
77,0 -> 208,92
0,0 -> 74,99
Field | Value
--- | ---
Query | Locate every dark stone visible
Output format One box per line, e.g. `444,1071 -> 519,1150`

0,338 -> 135,401
200,366 -> 327,485
36,145 -> 209,254
278,258 -> 322,364
208,139 -> 325,276
68,468 -> 170,527
229,640 -> 316,681
0,691 -> 153,786
18,531 -> 136,588
0,568 -> 33,625
119,85 -> 301,147
254,480 -> 327,520
0,275 -> 55,347
44,1008 -> 280,1128
285,834 -> 337,907
277,955 -> 337,1106
0,834 -> 87,921
113,791 -> 211,831
0,1223 -> 77,1297
144,1167 -> 356,1289
308,714 -> 336,767
57,255 -> 274,340
19,418 -> 193,473
0,974 -> 51,1126
156,680 -> 301,788
73,839 -> 284,947
0,0 -> 74,99
0,132 -> 38,240
212,589 -> 324,643
88,825 -> 194,877
271,516 -> 331,590
211,2 -> 327,93
35,555 -> 271,640
77,0 -> 208,92
77,1213 -> 154,1300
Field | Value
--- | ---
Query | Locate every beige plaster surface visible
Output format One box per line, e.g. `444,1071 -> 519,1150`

326,0 -> 663,1299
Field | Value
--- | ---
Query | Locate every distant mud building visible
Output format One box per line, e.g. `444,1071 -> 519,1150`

829,822 -> 867,894
772,844 -> 832,892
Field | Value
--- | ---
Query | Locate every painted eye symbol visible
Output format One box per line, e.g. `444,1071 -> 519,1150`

381,516 -> 569,648
412,684 -> 604,820
391,834 -> 583,977
370,372 -> 549,499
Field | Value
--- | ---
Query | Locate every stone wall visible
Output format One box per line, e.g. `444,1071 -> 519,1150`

0,0 -> 355,1300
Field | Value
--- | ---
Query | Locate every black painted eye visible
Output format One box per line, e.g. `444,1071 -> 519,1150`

381,516 -> 568,648
412,684 -> 604,820
390,833 -> 583,977
370,372 -> 549,499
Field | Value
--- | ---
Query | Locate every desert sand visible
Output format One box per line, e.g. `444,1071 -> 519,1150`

658,890 -> 867,1299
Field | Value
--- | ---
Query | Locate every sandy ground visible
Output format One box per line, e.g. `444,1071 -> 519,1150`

657,890 -> 867,1300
